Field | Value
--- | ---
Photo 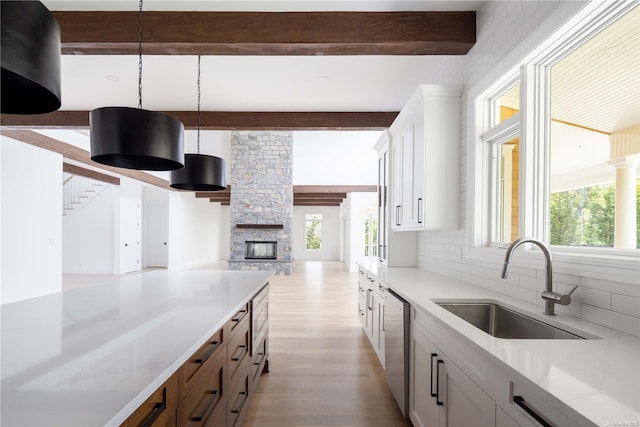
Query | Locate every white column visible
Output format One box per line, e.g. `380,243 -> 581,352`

609,125 -> 640,249
611,157 -> 638,249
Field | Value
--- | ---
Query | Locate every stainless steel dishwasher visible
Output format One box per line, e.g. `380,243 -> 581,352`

384,288 -> 409,417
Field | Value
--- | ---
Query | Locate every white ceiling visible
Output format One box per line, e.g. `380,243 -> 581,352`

42,0 -> 484,113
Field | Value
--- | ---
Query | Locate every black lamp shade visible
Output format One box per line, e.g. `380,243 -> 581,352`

1,1 -> 62,114
170,153 -> 227,191
90,107 -> 185,171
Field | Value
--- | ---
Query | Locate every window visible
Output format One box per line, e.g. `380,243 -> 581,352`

364,208 -> 378,257
305,214 -> 322,251
472,2 -> 639,269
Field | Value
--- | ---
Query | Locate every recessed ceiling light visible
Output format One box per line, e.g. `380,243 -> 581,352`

106,74 -> 120,82
317,76 -> 330,83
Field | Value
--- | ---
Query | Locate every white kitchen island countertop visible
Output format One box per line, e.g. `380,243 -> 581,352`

358,261 -> 640,427
0,269 -> 273,427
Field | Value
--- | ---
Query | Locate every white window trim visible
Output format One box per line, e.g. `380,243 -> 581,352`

466,0 -> 640,285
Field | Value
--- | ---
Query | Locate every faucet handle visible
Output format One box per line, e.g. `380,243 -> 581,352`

542,285 -> 579,306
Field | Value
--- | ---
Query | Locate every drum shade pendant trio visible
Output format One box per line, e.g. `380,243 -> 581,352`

1,1 -> 62,114
170,56 -> 227,191
89,0 -> 184,171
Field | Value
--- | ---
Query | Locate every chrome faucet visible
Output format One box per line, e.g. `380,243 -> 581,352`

501,237 -> 577,315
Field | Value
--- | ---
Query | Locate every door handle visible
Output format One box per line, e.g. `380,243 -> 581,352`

430,353 -> 437,397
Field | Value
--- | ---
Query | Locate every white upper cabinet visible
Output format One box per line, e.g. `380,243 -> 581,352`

389,85 -> 461,231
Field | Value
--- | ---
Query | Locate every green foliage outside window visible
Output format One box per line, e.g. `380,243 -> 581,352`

550,180 -> 639,248
305,214 -> 322,250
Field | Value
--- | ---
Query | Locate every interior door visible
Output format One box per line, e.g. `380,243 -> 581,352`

120,198 -> 141,274
144,201 -> 169,267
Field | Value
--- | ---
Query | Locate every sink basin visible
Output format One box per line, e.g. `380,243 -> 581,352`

435,301 -> 586,339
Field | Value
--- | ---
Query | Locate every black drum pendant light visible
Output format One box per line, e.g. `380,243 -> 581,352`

89,0 -> 184,171
170,56 -> 227,191
1,1 -> 62,114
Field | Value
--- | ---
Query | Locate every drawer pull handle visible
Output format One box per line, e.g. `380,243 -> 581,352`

254,351 -> 266,366
191,390 -> 219,422
430,353 -> 437,397
513,396 -> 552,427
231,345 -> 247,361
436,359 -> 444,406
194,341 -> 220,364
230,391 -> 247,414
141,388 -> 166,427
232,309 -> 248,323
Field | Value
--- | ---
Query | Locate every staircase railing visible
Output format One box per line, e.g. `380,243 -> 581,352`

62,174 -> 109,216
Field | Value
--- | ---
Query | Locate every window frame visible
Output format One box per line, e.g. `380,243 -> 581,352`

467,1 -> 640,283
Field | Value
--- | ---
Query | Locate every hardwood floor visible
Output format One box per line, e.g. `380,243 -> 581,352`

240,261 -> 411,427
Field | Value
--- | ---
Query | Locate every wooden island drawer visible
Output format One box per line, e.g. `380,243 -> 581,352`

178,328 -> 224,399
176,349 -> 226,427
226,304 -> 249,336
227,319 -> 250,384
226,373 -> 249,427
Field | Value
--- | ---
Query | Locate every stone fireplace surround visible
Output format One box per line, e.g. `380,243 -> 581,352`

228,131 -> 293,274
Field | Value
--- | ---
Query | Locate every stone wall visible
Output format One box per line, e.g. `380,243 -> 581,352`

228,131 -> 293,274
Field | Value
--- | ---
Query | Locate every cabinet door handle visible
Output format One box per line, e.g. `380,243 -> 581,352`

194,341 -> 220,364
513,396 -> 552,427
230,391 -> 247,414
436,359 -> 444,406
395,205 -> 401,226
190,390 -> 219,422
430,353 -> 437,397
141,388 -> 166,427
231,344 -> 247,361
417,197 -> 423,224
232,309 -> 248,323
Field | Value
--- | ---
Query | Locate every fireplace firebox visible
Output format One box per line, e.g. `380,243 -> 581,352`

245,241 -> 277,260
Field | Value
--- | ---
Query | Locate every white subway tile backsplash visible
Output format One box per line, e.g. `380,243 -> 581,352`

582,277 -> 640,298
612,294 -> 640,319
519,275 -> 546,292
491,269 -> 519,286
554,300 -> 582,319
504,284 -> 538,305
571,286 -> 611,310
552,272 -> 581,286
471,265 -> 494,279
582,305 -> 640,338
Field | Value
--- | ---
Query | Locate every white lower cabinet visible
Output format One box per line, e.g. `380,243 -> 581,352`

410,304 -> 596,427
410,324 -> 495,427
358,269 -> 385,366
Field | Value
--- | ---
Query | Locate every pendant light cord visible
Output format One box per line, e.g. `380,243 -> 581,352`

137,0 -> 143,109
197,55 -> 201,154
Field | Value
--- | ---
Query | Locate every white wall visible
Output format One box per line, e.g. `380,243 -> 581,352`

293,131 -> 380,184
293,206 -> 340,260
168,192 -> 226,270
1,138 -> 62,304
63,185 -> 117,273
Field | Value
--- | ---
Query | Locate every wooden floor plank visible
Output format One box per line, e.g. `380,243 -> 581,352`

241,261 -> 411,427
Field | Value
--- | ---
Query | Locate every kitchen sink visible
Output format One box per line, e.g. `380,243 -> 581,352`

435,300 -> 587,339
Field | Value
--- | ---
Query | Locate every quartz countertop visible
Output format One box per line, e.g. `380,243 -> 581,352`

0,269 -> 273,427
358,261 -> 640,427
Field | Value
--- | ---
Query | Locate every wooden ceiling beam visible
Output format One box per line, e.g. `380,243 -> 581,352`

295,202 -> 342,206
63,162 -> 120,185
294,185 -> 377,193
294,192 -> 347,199
0,130 -> 173,191
53,11 -> 476,56
0,111 -> 398,131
